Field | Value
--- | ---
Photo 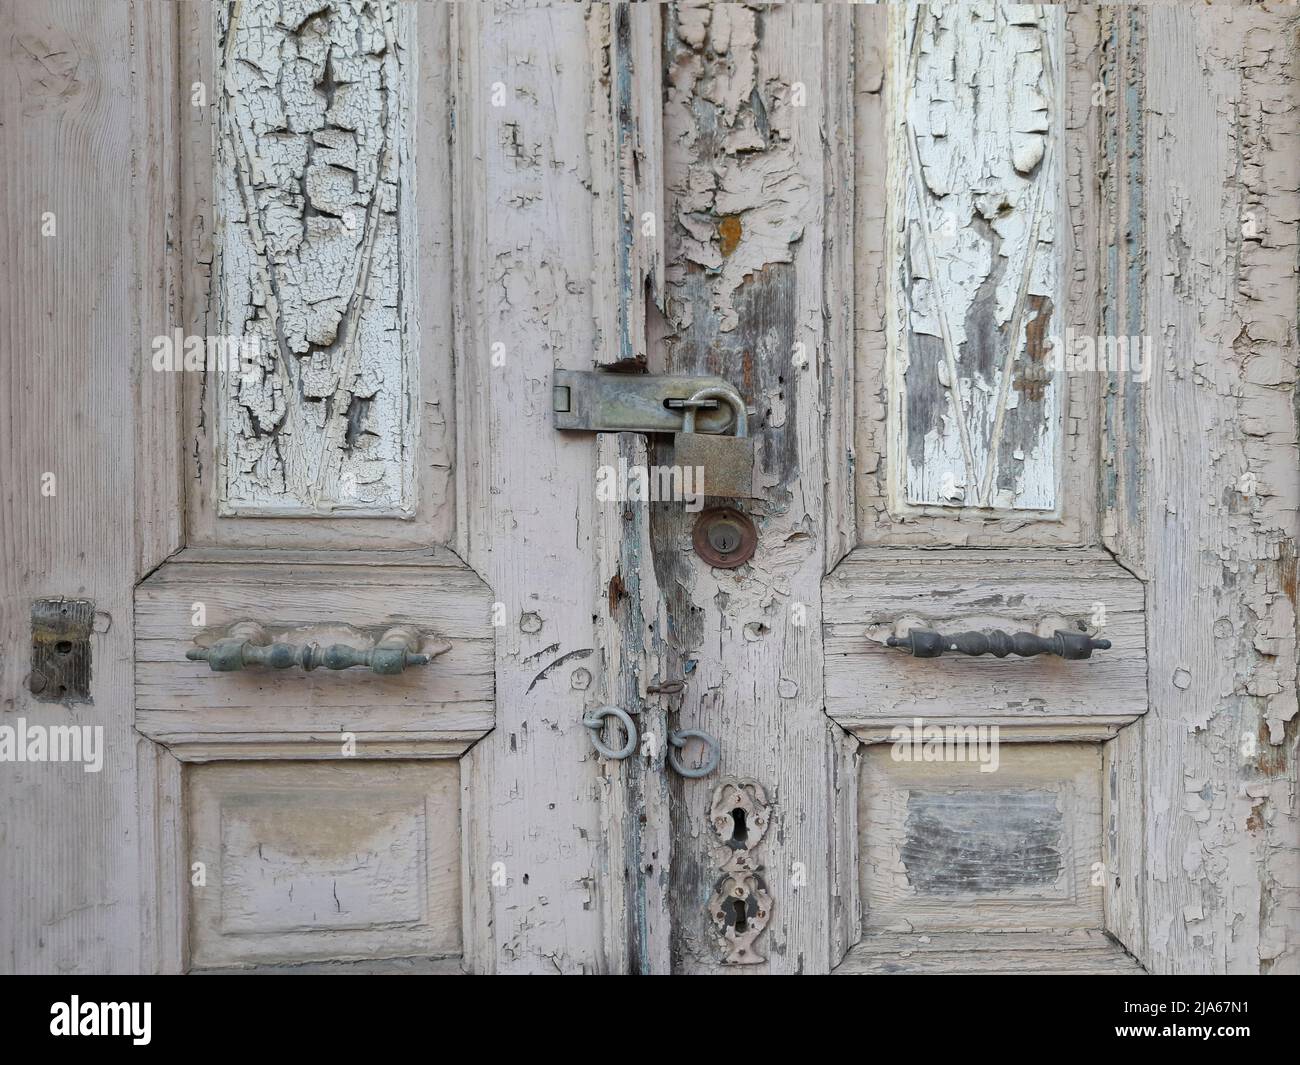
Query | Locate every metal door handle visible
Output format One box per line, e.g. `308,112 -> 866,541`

186,622 -> 439,675
583,705 -> 638,759
885,628 -> 1111,660
668,728 -> 720,778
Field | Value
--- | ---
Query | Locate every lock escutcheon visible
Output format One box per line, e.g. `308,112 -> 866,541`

673,386 -> 758,499
693,507 -> 758,568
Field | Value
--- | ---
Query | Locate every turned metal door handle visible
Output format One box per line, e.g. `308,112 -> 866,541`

885,628 -> 1111,660
186,622 -> 442,675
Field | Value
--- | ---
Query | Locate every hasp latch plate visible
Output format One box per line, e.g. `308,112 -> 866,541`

552,370 -> 741,435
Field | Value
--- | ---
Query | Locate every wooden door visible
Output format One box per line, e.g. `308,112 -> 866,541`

585,0 -> 1298,976
2,0 -> 1296,977
2,0 -> 628,975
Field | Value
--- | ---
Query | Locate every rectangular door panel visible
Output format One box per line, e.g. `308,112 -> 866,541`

861,743 -> 1102,933
187,760 -> 460,969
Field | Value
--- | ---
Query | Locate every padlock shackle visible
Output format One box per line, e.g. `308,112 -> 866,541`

681,386 -> 747,438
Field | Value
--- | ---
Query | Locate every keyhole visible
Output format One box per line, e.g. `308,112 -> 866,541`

708,521 -> 741,555
731,897 -> 748,933
55,641 -> 72,655
730,807 -> 748,844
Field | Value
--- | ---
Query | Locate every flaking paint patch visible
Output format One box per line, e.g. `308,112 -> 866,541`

664,1 -> 810,333
1138,5 -> 1300,974
215,0 -> 415,515
890,1 -> 1061,512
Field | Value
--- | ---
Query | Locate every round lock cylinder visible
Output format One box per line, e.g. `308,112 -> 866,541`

692,507 -> 758,568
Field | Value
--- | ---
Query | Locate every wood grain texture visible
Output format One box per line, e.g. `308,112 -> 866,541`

659,0 -> 836,973
824,548 -> 1146,727
861,743 -> 1104,933
133,558 -> 495,735
1123,3 -> 1300,975
835,929 -> 1145,975
0,0 -> 167,974
589,2 -> 674,974
452,1 -> 631,973
134,0 -> 184,577
823,1 -> 858,572
186,759 -> 461,969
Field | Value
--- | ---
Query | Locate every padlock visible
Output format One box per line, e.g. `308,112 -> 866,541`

673,386 -> 758,499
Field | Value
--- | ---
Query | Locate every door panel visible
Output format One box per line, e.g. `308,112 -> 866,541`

181,0 -> 455,550
135,0 -> 489,972
186,759 -> 460,969
824,550 -> 1145,735
826,2 -> 1135,969
827,0 -> 1299,975
861,743 -> 1102,933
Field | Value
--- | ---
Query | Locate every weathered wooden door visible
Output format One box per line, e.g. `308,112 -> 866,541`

3,0 -> 1295,976
631,0 -> 1296,976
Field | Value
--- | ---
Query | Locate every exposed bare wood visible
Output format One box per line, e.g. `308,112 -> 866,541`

861,743 -> 1104,933
659,0 -> 835,974
5,0 -> 1296,981
857,3 -> 1101,548
889,2 -> 1063,514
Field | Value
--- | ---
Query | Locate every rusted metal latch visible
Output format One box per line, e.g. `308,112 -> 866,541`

30,598 -> 96,703
886,628 -> 1111,660
552,370 -> 747,435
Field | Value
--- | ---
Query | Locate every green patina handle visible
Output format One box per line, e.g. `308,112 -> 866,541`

187,623 -> 433,676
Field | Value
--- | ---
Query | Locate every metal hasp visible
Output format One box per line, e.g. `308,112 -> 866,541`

187,621 -> 440,675
30,597 -> 94,703
886,628 -> 1112,660
551,370 -> 742,435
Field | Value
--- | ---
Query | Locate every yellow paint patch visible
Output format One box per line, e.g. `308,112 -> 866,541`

718,214 -> 743,257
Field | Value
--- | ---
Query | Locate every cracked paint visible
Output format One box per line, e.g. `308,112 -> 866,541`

215,0 -> 415,515
664,1 -> 811,334
891,1 -> 1061,512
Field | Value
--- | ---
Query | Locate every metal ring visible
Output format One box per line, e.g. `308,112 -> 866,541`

667,728 -> 720,778
583,705 -> 637,760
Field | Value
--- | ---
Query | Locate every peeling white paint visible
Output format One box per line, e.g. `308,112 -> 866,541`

664,1 -> 811,333
890,1 -> 1061,512
215,0 -> 416,515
